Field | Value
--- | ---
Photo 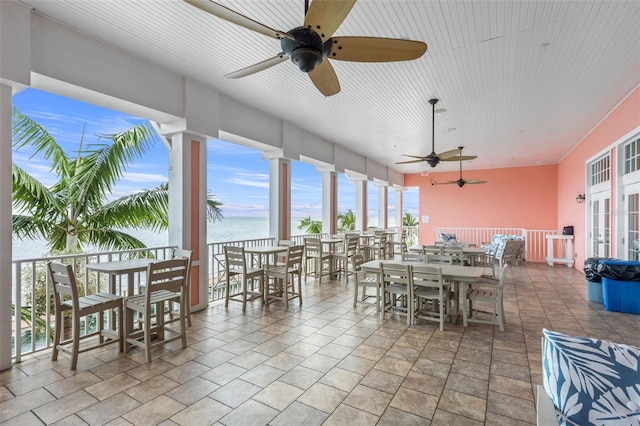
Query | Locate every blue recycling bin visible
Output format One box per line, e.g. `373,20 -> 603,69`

599,260 -> 640,314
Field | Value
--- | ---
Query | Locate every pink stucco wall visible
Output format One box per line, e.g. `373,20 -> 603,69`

558,86 -> 640,270
405,164 -> 558,243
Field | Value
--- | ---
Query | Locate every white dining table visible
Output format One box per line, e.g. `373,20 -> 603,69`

361,259 -> 484,321
244,245 -> 288,268
86,258 -> 155,297
86,258 -> 156,332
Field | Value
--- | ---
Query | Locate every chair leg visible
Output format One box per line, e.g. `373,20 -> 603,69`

225,276 -> 231,308
353,283 -> 359,308
124,307 -> 131,354
71,315 -> 81,370
462,295 -> 469,327
51,310 -> 62,361
99,311 -> 105,345
179,294 -> 187,349
144,307 -> 152,364
283,277 -> 289,311
117,304 -> 124,353
185,283 -> 192,327
242,279 -> 248,312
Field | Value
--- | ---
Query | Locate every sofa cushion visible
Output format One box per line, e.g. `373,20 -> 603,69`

437,232 -> 457,243
542,329 -> 640,425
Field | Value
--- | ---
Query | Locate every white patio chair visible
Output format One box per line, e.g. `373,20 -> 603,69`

303,237 -> 332,282
411,264 -> 450,331
48,262 -> 123,370
351,254 -> 380,311
124,258 -> 188,363
380,262 -> 412,325
463,264 -> 509,332
265,245 -> 304,310
224,245 -> 264,311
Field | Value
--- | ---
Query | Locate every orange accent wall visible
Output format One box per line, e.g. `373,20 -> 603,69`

190,140 -> 200,306
405,164 -> 558,244
558,86 -> 640,270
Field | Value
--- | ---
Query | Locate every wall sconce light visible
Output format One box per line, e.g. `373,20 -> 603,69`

576,193 -> 586,204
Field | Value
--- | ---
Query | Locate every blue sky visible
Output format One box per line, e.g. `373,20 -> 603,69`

12,88 -> 418,224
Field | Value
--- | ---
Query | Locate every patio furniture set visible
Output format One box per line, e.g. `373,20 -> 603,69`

48,249 -> 193,368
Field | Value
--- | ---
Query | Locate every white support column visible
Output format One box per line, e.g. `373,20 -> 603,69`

394,187 -> 404,232
167,132 -> 208,313
320,170 -> 338,236
354,179 -> 367,232
0,84 -> 12,370
378,185 -> 388,229
266,154 -> 291,242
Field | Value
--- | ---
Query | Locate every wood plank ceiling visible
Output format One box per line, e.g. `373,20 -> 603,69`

21,0 -> 640,173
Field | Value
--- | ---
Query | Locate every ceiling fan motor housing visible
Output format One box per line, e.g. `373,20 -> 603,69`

281,27 -> 332,73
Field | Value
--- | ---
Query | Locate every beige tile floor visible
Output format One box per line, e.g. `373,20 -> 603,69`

2,262 -> 640,425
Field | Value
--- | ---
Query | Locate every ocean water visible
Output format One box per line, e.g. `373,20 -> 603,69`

12,216 -> 272,260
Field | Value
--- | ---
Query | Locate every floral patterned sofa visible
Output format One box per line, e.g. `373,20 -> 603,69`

537,329 -> 640,425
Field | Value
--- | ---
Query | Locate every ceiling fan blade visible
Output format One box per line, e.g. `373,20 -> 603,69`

437,148 -> 462,160
466,179 -> 487,184
434,181 -> 456,185
183,0 -> 294,41
440,155 -> 478,161
329,37 -> 427,62
309,60 -> 341,96
304,0 -> 357,41
309,60 -> 340,96
224,54 -> 288,78
401,154 -> 429,159
395,159 -> 426,164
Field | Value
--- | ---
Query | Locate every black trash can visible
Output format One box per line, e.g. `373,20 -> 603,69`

598,259 -> 640,314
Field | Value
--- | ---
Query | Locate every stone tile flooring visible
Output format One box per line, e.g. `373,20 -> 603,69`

2,262 -> 640,425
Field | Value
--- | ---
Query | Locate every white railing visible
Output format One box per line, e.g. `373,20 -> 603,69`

11,246 -> 176,362
404,226 -> 419,246
435,227 -> 560,263
205,233 -> 328,302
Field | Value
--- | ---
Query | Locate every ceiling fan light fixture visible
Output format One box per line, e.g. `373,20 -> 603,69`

290,48 -> 323,72
281,26 -> 329,73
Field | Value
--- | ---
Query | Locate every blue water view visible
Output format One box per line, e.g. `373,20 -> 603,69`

13,216 -> 287,260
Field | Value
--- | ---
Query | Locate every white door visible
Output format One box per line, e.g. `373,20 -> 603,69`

623,184 -> 640,260
589,191 -> 611,258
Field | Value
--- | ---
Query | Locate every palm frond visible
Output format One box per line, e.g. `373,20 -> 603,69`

72,122 -> 157,214
206,197 -> 224,222
298,216 -> 323,234
12,215 -> 54,241
83,228 -> 148,252
12,164 -> 60,213
12,107 -> 71,177
93,185 -> 169,231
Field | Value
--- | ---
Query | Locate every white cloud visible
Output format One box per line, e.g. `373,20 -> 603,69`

224,177 -> 270,189
121,171 -> 167,183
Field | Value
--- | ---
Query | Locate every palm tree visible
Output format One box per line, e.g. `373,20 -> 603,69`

12,107 -> 222,253
403,212 -> 418,226
338,209 -> 356,231
297,216 -> 323,234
